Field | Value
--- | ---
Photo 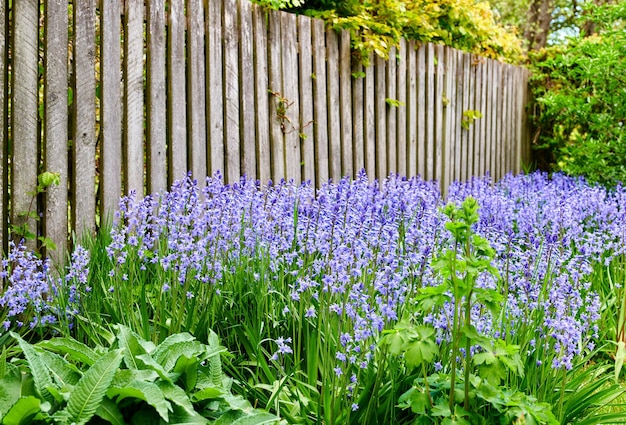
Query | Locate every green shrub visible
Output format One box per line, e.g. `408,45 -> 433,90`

530,2 -> 626,186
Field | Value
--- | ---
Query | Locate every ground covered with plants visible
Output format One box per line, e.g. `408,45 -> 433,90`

2,171 -> 626,424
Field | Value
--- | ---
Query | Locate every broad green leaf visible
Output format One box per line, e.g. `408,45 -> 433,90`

432,401 -> 452,417
0,363 -> 23,417
156,380 -> 197,417
11,333 -> 55,404
155,340 -> 204,373
398,386 -> 429,414
380,329 -> 406,356
1,396 -> 42,425
615,340 -> 626,381
164,405 -> 209,424
107,380 -> 171,422
95,397 -> 126,425
152,333 -> 196,363
173,355 -> 199,390
405,336 -> 438,368
61,348 -> 124,425
37,337 -> 99,366
111,369 -> 160,388
226,411 -> 281,425
38,350 -> 82,387
135,354 -> 171,381
116,324 -> 147,370
192,385 -> 226,402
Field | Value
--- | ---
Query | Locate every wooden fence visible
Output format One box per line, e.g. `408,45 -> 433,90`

0,0 -> 530,260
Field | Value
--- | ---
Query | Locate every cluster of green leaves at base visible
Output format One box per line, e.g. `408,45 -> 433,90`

529,2 -> 626,187
0,325 -> 280,425
253,0 -> 525,65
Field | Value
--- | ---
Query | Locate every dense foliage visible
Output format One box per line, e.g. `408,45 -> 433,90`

254,0 -> 525,64
530,1 -> 626,186
3,171 -> 626,423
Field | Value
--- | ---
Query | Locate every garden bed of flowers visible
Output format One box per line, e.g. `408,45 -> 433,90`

2,171 -> 626,424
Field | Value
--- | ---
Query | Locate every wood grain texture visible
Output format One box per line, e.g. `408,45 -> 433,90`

187,0 -> 207,182
146,0 -> 167,194
453,50 -> 463,183
207,0 -> 224,178
375,55 -> 386,182
406,41 -> 417,178
396,39 -> 407,177
425,43 -> 435,181
363,55 -> 376,181
441,46 -> 455,193
351,59 -> 365,176
326,29 -> 341,183
224,0 -> 240,182
298,15 -> 315,184
0,0 -> 7,252
45,0 -> 69,259
252,5 -> 270,184
282,12 -> 300,184
123,0 -> 145,196
11,0 -> 39,249
338,29 -> 352,178
240,0 -> 256,180
268,10 -> 285,182
386,46 -> 397,175
168,0 -> 188,183
434,44 -> 444,185
416,44 -> 426,178
311,18 -> 328,186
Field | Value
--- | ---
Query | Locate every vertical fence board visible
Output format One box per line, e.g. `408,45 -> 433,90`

188,0 -> 207,182
491,61 -> 500,180
434,44 -> 444,185
124,0 -> 145,196
326,30 -> 341,182
454,50 -> 464,183
298,15 -> 315,184
146,0 -> 167,193
363,56 -> 376,180
375,55 -> 387,182
406,41 -> 417,177
11,0 -> 39,249
425,43 -> 435,181
386,46 -> 397,175
466,55 -> 476,180
168,0 -> 187,182
473,58 -> 484,176
351,59 -> 364,175
416,44 -> 426,178
442,46 -> 455,193
339,30 -> 352,178
282,13 -> 300,183
224,0 -> 240,182
461,52 -> 471,181
240,0 -> 256,179
44,0 -> 69,259
253,5 -> 270,184
479,59 -> 488,176
268,10 -> 285,181
483,59 -> 492,178
503,66 -> 511,178
0,0 -> 6,252
397,39 -> 407,177
207,0 -> 223,177
311,19 -> 328,186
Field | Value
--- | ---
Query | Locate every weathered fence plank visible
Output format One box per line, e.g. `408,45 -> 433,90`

146,0 -> 167,194
224,0 -> 241,182
207,0 -> 224,178
386,46 -> 397,175
44,0 -> 69,259
434,44 -> 444,184
454,49 -> 464,183
240,0 -> 256,180
442,46 -> 456,192
351,59 -> 365,175
188,0 -> 207,182
416,44 -> 426,178
363,56 -> 376,180
406,41 -> 417,178
326,30 -> 341,182
0,0 -> 7,253
253,5 -> 271,184
311,19 -> 328,186
298,15 -> 315,184
397,39 -> 407,177
339,30 -> 352,178
124,0 -> 145,196
168,0 -> 187,182
425,43 -> 435,181
282,12 -> 301,183
268,10 -> 285,181
375,55 -> 386,182
11,0 -> 39,249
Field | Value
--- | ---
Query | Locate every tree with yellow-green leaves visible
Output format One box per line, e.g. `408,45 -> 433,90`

254,0 -> 525,64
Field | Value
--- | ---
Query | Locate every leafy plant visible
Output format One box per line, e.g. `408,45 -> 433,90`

461,110 -> 483,130
0,326 -> 281,424
530,2 -> 626,186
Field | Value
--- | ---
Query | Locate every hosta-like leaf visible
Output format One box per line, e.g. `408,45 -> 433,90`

155,341 -> 204,372
135,354 -> 171,381
61,348 -> 124,425
36,337 -> 99,366
156,380 -> 197,417
152,333 -> 196,363
215,410 -> 280,425
11,332 -> 55,404
115,324 -> 147,370
1,396 -> 42,425
0,363 -> 23,418
95,397 -> 126,425
39,350 -> 82,387
165,405 -> 209,424
108,380 -> 171,421
111,369 -> 160,388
